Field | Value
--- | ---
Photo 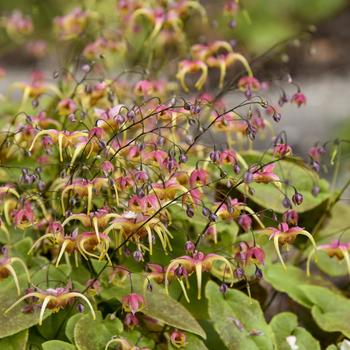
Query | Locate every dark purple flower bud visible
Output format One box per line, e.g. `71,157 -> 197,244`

133,250 -> 143,262
186,206 -> 194,218
184,102 -> 191,110
179,153 -> 188,163
255,266 -> 263,279
127,110 -> 135,121
245,88 -> 252,99
175,265 -> 185,278
234,267 -> 245,279
202,207 -> 210,216
32,99 -> 39,108
272,112 -> 282,123
282,196 -> 292,209
233,164 -> 241,174
292,191 -> 303,206
210,150 -> 220,162
220,283 -> 228,294
185,241 -> 195,253
312,186 -> 320,197
123,247 -> 131,257
244,171 -> 253,184
37,180 -> 46,192
192,105 -> 201,114
311,161 -> 320,173
147,282 -> 153,292
209,213 -> 218,222
157,137 -> 165,147
77,303 -> 85,313
228,19 -> 237,28
278,92 -> 288,106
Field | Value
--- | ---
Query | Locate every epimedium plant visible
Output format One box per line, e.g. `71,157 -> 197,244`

0,1 -> 349,349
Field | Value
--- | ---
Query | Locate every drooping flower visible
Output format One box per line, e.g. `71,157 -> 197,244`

5,282 -> 95,325
291,92 -> 306,107
165,251 -> 234,300
264,223 -> 316,268
307,240 -> 350,276
0,247 -> 30,295
176,60 -> 208,92
170,330 -> 187,348
121,293 -> 145,315
103,212 -> 173,255
251,163 -> 280,184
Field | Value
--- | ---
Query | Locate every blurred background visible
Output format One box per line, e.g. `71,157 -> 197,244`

0,0 -> 349,184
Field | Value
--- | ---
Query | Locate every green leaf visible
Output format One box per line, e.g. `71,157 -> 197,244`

299,285 -> 350,337
270,312 -> 298,348
206,280 -> 275,350
0,275 -> 51,338
42,340 -> 76,350
0,330 -> 28,349
74,312 -> 123,350
237,152 -> 330,213
270,312 -> 320,350
292,327 -> 320,350
141,284 -> 206,339
66,313 -> 84,344
263,264 -> 313,307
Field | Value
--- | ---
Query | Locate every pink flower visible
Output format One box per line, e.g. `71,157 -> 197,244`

165,251 -> 233,300
307,240 -> 350,277
265,223 -> 316,269
189,168 -> 208,187
170,330 -> 187,348
273,143 -> 292,157
291,92 -> 306,107
57,98 -> 77,116
176,60 -> 208,92
251,163 -> 280,184
122,293 -> 145,315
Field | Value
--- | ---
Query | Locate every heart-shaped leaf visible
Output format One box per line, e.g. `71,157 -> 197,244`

270,312 -> 320,350
299,285 -> 350,337
74,312 -> 123,350
0,330 -> 28,350
206,280 -> 275,349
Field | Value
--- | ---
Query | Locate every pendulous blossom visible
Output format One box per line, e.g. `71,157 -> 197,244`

307,240 -> 350,277
264,223 -> 316,269
5,282 -> 95,325
165,251 -> 234,300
